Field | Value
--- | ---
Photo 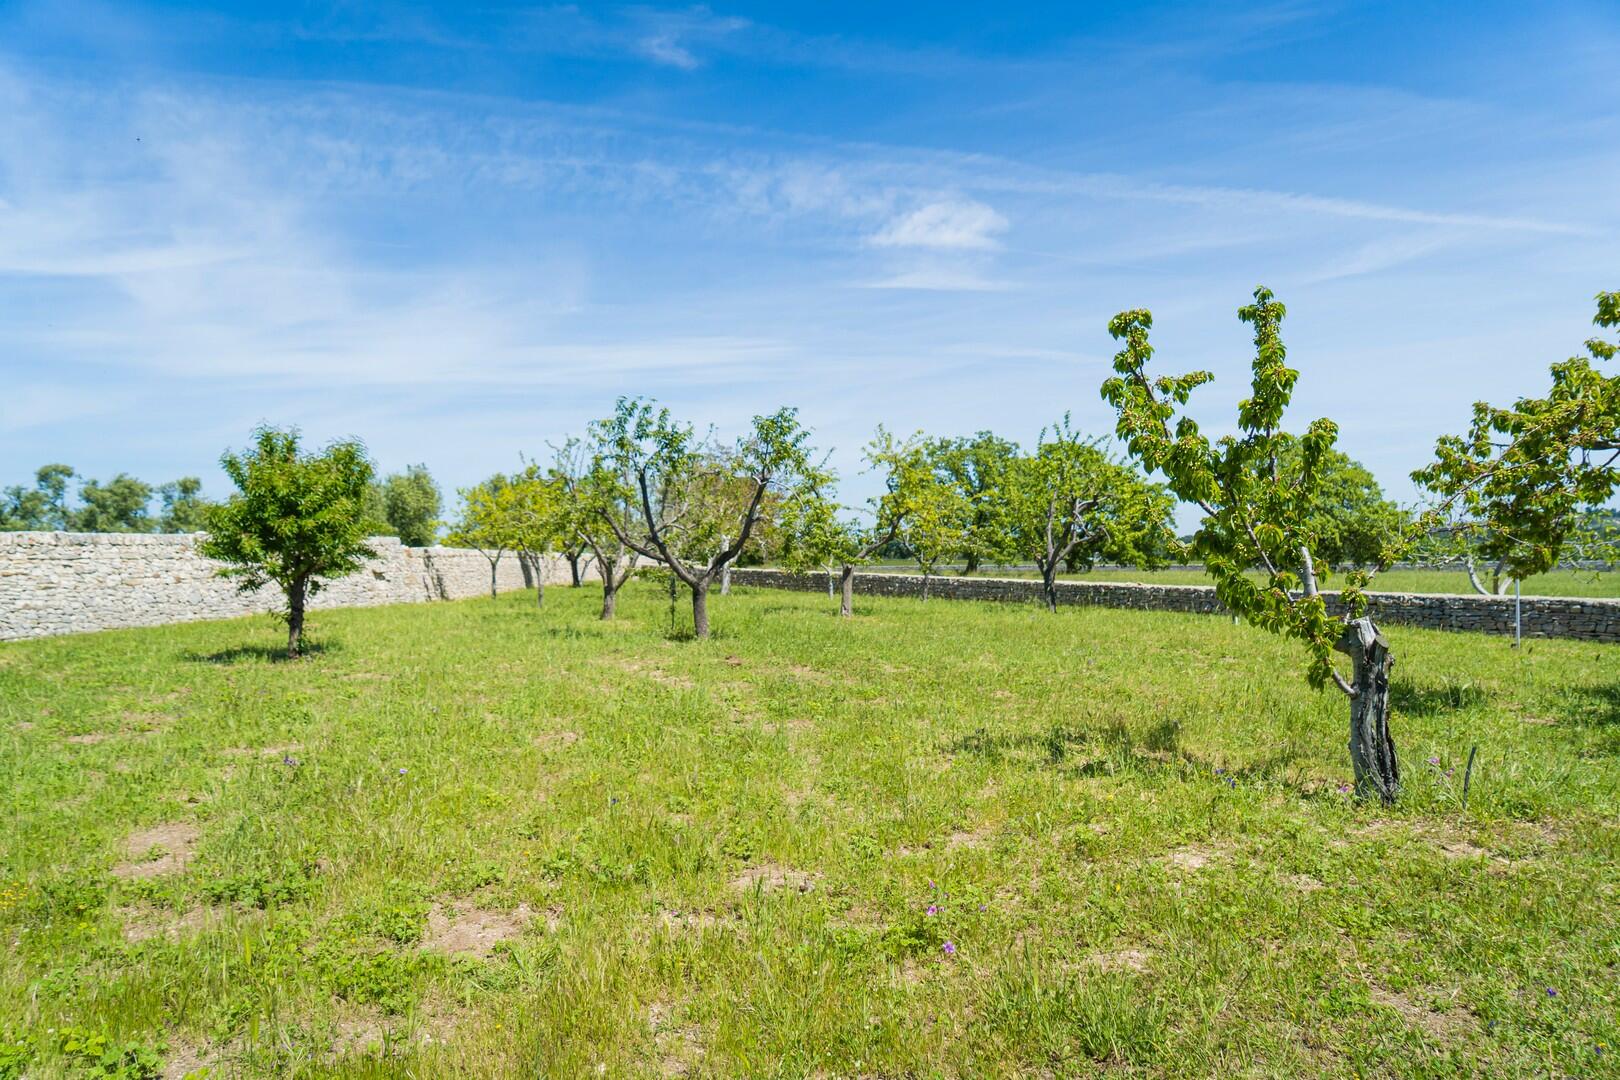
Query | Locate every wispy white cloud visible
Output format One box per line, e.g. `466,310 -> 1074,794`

869,198 -> 1008,251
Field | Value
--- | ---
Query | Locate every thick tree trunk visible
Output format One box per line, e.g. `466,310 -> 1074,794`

287,578 -> 307,659
921,571 -> 932,602
839,564 -> 855,617
568,553 -> 583,587
518,554 -> 534,589
960,553 -> 980,576
1337,618 -> 1400,804
691,581 -> 711,639
488,555 -> 500,600
601,582 -> 618,620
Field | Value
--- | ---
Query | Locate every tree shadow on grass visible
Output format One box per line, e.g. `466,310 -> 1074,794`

187,641 -> 336,664
1563,684 -> 1620,728
948,717 -> 1181,773
1389,679 -> 1489,717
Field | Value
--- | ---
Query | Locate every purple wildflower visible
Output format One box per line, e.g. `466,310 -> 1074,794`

942,941 -> 956,956
398,767 -> 407,775
1337,783 -> 1352,794
978,904 -> 987,912
1426,756 -> 1440,766
925,904 -> 939,916
1547,987 -> 1558,998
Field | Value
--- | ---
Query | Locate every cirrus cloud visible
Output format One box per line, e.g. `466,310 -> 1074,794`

869,198 -> 1008,250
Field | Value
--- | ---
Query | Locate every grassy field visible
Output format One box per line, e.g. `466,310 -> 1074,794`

862,562 -> 1620,598
2,583 -> 1617,1078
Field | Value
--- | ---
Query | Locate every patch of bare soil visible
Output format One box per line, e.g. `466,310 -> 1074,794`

946,825 -> 995,850
222,743 -> 303,759
1282,873 -> 1326,892
658,908 -> 735,933
112,822 -> 199,880
729,862 -> 818,895
1368,985 -> 1475,1043
120,903 -> 214,943
65,732 -> 111,745
534,730 -> 580,749
648,1002 -> 704,1077
161,1040 -> 219,1080
422,901 -> 534,958
1164,843 -> 1221,871
614,657 -> 696,689
1520,715 -> 1558,725
1084,947 -> 1151,973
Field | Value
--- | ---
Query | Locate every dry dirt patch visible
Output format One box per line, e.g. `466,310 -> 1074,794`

65,732 -> 112,745
729,863 -> 818,895
1368,985 -> 1475,1043
112,823 -> 199,880
422,901 -> 534,958
648,1002 -> 704,1077
1282,872 -> 1326,892
120,903 -> 216,943
1084,947 -> 1151,973
613,657 -> 696,690
534,730 -> 581,749
1164,843 -> 1222,872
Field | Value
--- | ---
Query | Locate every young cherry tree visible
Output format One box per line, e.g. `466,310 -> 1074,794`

499,465 -> 563,609
902,443 -> 973,601
554,436 -> 641,620
1000,415 -> 1174,612
1414,290 -> 1620,590
1103,288 -> 1408,801
779,428 -> 923,616
597,397 -> 819,639
199,426 -> 376,658
447,477 -> 510,599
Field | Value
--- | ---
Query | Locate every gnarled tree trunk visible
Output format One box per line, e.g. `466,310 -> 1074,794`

839,564 -> 856,617
1337,618 -> 1399,803
567,552 -> 583,587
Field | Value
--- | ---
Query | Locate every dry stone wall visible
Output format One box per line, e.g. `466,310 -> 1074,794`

727,568 -> 1620,643
0,532 -> 569,642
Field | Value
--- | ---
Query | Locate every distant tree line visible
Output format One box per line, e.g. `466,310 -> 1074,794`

1,461 -> 442,544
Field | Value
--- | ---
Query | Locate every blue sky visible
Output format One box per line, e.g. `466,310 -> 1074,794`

2,1 -> 1617,520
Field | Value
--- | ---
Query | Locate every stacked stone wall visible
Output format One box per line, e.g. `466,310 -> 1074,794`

727,568 -> 1620,643
0,533 -> 569,641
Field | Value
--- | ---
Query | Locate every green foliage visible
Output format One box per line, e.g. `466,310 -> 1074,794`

595,397 -> 822,587
1414,290 -> 1620,582
73,474 -> 155,533
777,427 -> 925,576
929,431 -> 1020,570
381,464 -> 442,546
1276,439 -> 1407,568
997,414 -> 1175,588
53,1027 -> 163,1079
156,477 -> 211,533
1102,287 -> 1372,689
198,426 -> 377,637
447,476 -> 510,558
0,464 -> 75,530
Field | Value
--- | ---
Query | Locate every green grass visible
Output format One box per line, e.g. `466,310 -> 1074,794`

2,583 -> 1618,1077
862,561 -> 1620,597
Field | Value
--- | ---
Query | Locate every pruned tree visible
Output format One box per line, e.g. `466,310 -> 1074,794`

597,397 -> 819,639
199,426 -> 376,658
448,477 -> 510,600
999,414 -> 1174,612
1103,288 -> 1408,801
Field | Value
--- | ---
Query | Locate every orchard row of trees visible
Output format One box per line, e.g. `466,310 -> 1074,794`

194,287 -> 1617,802
0,462 -> 443,546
